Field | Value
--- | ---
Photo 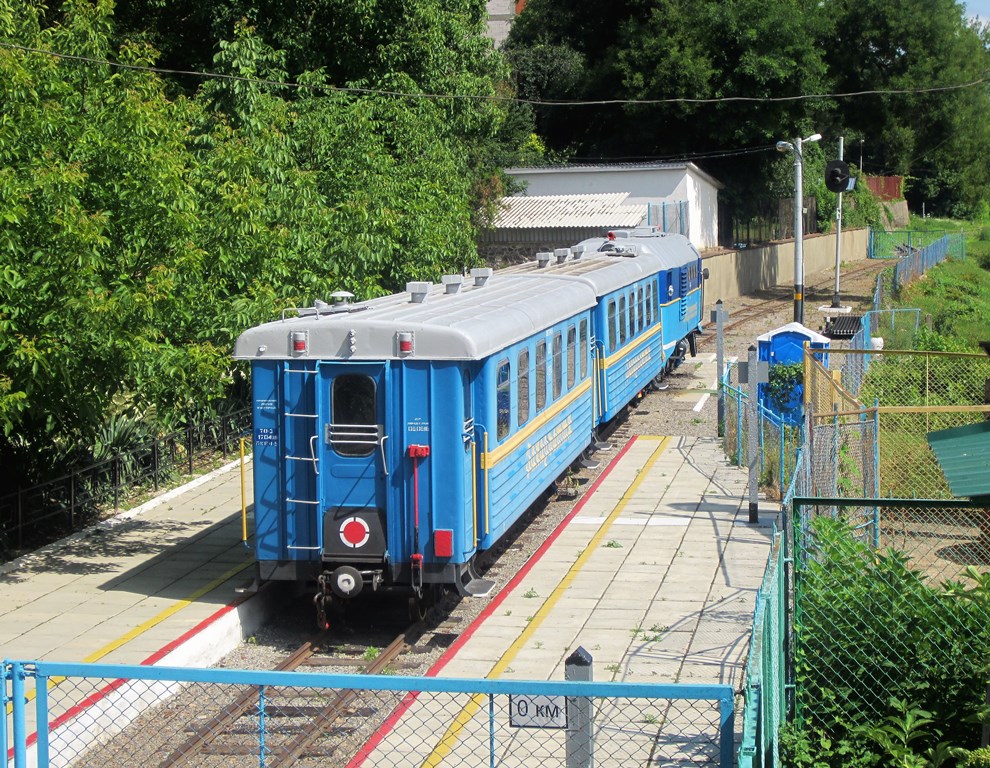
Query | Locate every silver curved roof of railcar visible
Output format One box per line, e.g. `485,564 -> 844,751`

503,232 -> 700,295
233,231 -> 700,362
234,274 -> 598,362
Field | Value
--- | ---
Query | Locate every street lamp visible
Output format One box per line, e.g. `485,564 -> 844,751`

776,132 -> 822,325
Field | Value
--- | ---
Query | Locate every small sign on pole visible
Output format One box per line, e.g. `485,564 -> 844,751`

509,695 -> 568,729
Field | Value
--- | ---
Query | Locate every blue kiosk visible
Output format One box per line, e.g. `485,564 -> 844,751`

757,322 -> 830,424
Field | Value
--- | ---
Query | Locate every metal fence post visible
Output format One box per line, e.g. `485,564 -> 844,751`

736,388 -> 744,467
153,439 -> 160,492
747,345 -> 760,523
36,664 -> 50,767
565,647 -> 593,768
1,662 -> 8,765
186,416 -> 194,476
719,691 -> 736,767
488,693 -> 496,768
113,455 -> 120,511
11,661 -> 26,768
712,300 -> 728,437
258,685 -> 267,768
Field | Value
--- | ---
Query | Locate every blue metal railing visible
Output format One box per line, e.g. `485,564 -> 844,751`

3,661 -> 737,767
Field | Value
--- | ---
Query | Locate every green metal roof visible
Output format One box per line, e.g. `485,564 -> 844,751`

927,421 -> 990,500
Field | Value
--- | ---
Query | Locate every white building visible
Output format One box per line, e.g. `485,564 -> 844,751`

503,162 -> 722,251
486,0 -> 517,46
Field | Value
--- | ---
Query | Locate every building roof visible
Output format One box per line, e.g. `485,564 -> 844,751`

756,322 -> 831,344
493,193 -> 647,230
505,161 -> 724,190
927,421 -> 990,500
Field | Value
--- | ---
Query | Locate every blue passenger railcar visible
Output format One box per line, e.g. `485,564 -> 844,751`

233,229 -> 706,624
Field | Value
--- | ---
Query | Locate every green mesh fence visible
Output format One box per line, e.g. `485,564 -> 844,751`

790,498 -> 990,763
737,530 -> 786,768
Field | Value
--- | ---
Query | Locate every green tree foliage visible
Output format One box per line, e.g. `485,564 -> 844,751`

110,0 -> 514,225
0,0 -> 509,484
504,0 -> 831,212
821,0 -> 990,217
505,0 -> 990,218
792,517 -> 990,766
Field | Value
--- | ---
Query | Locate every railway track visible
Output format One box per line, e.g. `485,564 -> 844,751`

160,621 -> 423,767
697,258 -> 888,349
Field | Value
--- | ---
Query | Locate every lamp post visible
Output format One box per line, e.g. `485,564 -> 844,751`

776,132 -> 821,325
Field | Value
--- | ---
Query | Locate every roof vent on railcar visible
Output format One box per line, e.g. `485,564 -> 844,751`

599,241 -> 641,258
442,275 -> 463,294
554,248 -> 571,264
573,245 -> 585,260
536,251 -> 552,268
471,267 -> 493,286
407,282 -> 432,303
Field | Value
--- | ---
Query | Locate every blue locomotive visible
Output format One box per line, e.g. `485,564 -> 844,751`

233,229 -> 707,624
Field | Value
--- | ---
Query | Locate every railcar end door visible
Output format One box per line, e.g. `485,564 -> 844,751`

319,364 -> 389,560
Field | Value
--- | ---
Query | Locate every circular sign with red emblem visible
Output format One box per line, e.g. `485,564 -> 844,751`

339,516 -> 370,548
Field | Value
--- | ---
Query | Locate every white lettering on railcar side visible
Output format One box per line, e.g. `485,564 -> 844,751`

625,347 -> 653,381
524,416 -> 574,474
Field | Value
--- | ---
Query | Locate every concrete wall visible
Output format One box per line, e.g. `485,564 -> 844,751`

700,228 -> 870,310
688,175 -> 720,254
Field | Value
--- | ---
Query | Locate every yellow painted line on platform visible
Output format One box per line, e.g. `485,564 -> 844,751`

81,559 -> 254,664
421,436 -> 671,768
6,558 -> 253,713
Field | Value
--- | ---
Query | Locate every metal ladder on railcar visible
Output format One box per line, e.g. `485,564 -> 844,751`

282,362 -> 321,553
679,268 -> 689,321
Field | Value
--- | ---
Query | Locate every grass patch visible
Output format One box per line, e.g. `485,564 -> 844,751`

895,257 -> 990,348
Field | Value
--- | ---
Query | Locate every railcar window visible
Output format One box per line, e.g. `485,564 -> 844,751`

653,282 -> 659,312
566,326 -> 576,389
579,319 -> 588,379
645,286 -> 653,326
619,296 -> 627,346
496,359 -> 510,440
637,288 -> 645,333
331,375 -> 377,457
552,333 -> 562,400
607,300 -> 617,351
536,341 -> 547,413
517,349 -> 530,427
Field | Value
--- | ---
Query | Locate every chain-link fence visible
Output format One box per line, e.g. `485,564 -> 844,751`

3,661 -> 736,767
721,363 -> 803,502
868,229 -> 965,261
737,530 -> 785,768
790,498 -> 990,755
0,407 -> 252,560
893,233 -> 966,292
803,347 -> 990,499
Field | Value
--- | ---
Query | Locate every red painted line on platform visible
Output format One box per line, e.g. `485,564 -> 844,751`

345,436 -> 639,768
11,595 -> 250,758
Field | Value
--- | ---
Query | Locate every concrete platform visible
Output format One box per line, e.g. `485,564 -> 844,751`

354,435 -> 776,767
1,459 -> 263,668
1,458 -> 280,754
5,435 -> 773,766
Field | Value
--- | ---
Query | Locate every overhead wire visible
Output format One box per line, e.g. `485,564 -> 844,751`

2,39 -> 989,109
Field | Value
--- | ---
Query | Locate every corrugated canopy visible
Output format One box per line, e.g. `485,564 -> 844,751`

927,421 -> 990,499
493,193 -> 647,229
